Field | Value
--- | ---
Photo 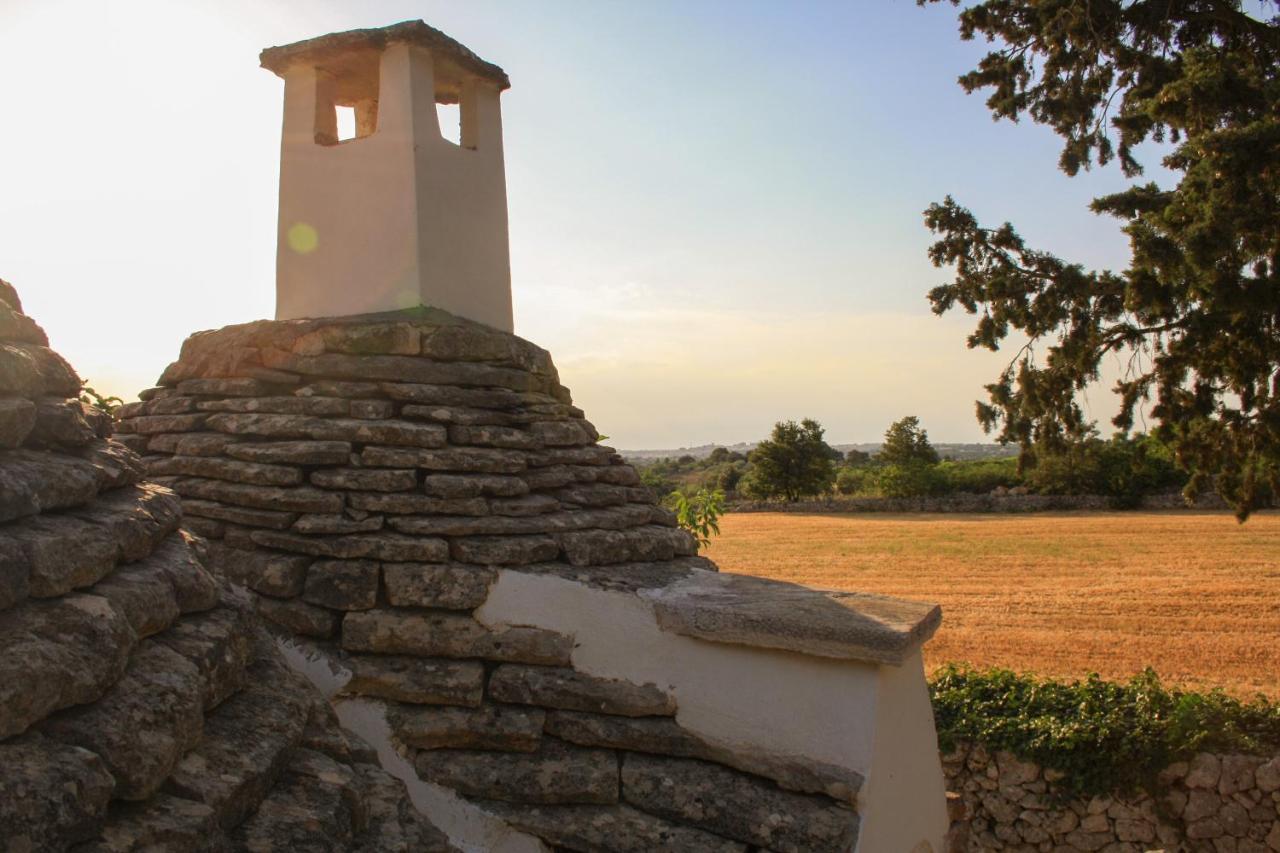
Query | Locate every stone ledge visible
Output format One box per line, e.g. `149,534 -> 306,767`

641,571 -> 940,666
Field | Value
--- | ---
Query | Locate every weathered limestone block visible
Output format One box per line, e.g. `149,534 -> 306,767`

91,561 -> 183,640
88,793 -> 225,853
361,445 -> 527,473
419,322 -> 556,374
257,596 -> 340,638
0,397 -> 36,449
380,381 -> 523,410
519,466 -> 578,490
0,593 -> 135,738
194,396 -> 349,416
341,609 -> 573,665
292,513 -> 385,534
342,655 -> 485,706
226,755 -> 356,849
146,455 -> 302,487
28,399 -> 102,447
8,511 -> 127,597
302,559 -> 380,611
1220,755 -> 1264,796
528,419 -> 597,447
206,412 -> 447,450
560,526 -> 691,567
165,433 -> 240,458
0,737 -> 115,850
447,424 -> 542,450
0,537 -> 30,609
348,399 -> 396,419
387,504 -> 655,537
184,499 -> 298,531
6,483 -> 180,599
168,478 -> 343,514
382,562 -> 496,609
525,445 -> 616,468
291,321 -> 422,357
488,494 -> 560,517
489,665 -> 676,717
259,350 -> 541,393
543,710 -> 861,803
249,529 -> 449,562
165,659 -> 312,829
621,754 -> 859,853
416,739 -> 619,805
451,534 -> 560,565
152,603 -> 255,710
311,467 -> 418,492
352,763 -> 459,853
122,414 -> 208,435
402,404 -> 523,426
182,515 -> 225,540
1256,757 -> 1280,793
176,377 -> 286,397
67,484 -> 184,563
41,642 -> 205,801
422,473 -> 529,498
0,445 -> 138,523
1187,753 -> 1223,789
479,802 -> 748,853
145,536 -> 221,614
348,492 -> 489,515
0,342 -> 81,398
224,440 -> 352,465
296,380 -> 381,399
393,704 -> 545,751
554,483 -> 630,508
646,570 -> 942,665
0,300 -> 49,347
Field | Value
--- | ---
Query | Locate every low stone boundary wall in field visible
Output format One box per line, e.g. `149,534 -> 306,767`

731,491 -> 1230,514
943,742 -> 1280,852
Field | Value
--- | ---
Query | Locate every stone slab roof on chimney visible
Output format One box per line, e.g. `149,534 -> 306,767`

260,20 -> 511,91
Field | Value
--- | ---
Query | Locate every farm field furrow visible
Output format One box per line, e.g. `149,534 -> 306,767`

703,511 -> 1280,697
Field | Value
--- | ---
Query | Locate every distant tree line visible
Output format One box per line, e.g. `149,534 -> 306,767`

632,415 -> 1211,508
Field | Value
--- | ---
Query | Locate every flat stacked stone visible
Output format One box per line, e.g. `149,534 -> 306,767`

0,283 -> 453,852
119,308 -> 869,852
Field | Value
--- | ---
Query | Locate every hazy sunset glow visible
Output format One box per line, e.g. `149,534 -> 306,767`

0,0 -> 1152,448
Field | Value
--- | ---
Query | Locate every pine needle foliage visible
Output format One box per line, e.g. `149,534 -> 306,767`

920,0 -> 1280,518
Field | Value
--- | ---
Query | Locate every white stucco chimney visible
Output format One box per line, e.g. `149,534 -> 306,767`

261,21 -> 514,332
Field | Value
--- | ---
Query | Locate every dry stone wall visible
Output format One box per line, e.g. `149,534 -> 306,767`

0,283 -> 452,851
118,308 -> 950,852
943,742 -> 1280,852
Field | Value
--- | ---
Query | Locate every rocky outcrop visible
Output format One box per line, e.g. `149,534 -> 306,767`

113,308 -> 951,852
943,743 -> 1280,852
0,283 -> 453,851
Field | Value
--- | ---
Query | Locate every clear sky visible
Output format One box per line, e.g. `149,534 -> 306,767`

0,0 -> 1152,449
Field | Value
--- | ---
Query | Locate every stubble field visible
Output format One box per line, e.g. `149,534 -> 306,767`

702,511 -> 1280,698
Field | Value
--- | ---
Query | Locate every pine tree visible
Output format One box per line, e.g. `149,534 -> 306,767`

748,419 -> 838,501
920,0 -> 1280,518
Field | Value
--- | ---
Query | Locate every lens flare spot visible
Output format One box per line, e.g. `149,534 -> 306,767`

287,222 -> 319,254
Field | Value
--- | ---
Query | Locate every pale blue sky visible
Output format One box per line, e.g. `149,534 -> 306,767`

0,1 -> 1153,448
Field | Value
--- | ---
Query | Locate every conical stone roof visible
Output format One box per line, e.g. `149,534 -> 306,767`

115,309 -> 888,852
0,284 -> 453,851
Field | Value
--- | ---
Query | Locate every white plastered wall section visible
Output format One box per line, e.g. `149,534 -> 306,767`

475,570 -> 951,853
275,43 -> 513,331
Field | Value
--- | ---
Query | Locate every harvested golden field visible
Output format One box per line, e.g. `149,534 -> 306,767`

703,511 -> 1280,698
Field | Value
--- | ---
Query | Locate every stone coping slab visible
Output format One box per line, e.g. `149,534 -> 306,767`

641,572 -> 941,666
260,20 -> 510,91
